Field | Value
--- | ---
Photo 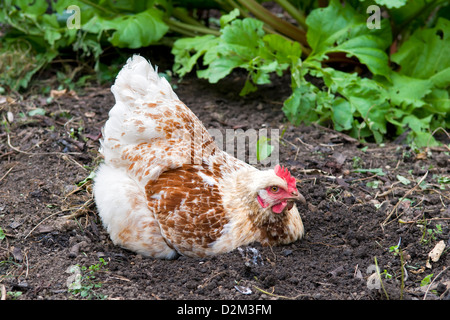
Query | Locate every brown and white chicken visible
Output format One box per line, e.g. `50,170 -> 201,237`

93,55 -> 305,259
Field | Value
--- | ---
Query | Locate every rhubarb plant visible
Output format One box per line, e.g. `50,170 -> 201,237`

1,0 -> 449,147
171,0 -> 450,147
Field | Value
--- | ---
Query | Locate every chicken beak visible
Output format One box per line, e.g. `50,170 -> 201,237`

290,190 -> 306,205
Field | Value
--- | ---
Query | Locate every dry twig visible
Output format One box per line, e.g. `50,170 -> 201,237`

24,209 -> 70,239
0,165 -> 16,183
382,171 -> 428,227
7,133 -> 81,156
252,285 -> 310,299
423,267 -> 449,300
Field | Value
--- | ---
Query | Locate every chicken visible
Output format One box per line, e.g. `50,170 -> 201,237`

93,55 -> 305,259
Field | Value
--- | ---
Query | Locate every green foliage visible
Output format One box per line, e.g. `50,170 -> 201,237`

171,0 -> 449,147
173,9 -> 299,96
436,175 -> 450,189
392,18 -> 450,81
420,273 -> 433,287
0,0 -> 171,89
0,227 -> 5,241
1,0 -> 449,147
306,0 -> 392,78
418,219 -> 443,244
68,258 -> 108,300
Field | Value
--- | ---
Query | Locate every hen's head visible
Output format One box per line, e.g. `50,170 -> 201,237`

228,164 -> 305,243
245,164 -> 305,216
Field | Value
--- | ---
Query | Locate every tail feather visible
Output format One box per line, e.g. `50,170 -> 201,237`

100,55 -> 178,168
111,55 -> 178,105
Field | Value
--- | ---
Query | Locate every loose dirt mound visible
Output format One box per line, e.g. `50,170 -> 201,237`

1,57 -> 449,300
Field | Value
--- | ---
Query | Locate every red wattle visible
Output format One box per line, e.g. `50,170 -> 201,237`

272,200 -> 287,213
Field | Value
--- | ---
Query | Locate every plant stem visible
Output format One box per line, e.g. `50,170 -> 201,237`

220,0 -> 251,18
274,0 -> 307,30
165,18 -> 220,36
235,0 -> 308,47
172,7 -> 206,28
374,256 -> 389,300
165,21 -> 197,37
216,0 -> 245,13
399,249 -> 405,300
252,285 -> 309,299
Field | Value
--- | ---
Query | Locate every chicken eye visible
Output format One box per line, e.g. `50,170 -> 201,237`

270,186 -> 279,193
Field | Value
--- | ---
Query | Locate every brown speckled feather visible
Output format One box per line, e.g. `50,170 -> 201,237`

145,163 -> 229,257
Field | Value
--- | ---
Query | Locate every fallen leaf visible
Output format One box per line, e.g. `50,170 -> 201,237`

66,265 -> 82,290
329,265 -> 345,277
85,132 -> 102,141
429,240 -> 445,262
416,152 -> 427,160
11,246 -> 23,262
337,178 -> 349,188
50,89 -> 68,98
332,152 -> 347,165
6,111 -> 13,122
426,240 -> 445,268
0,96 -> 16,105
9,220 -> 22,229
36,224 -> 55,234
409,266 -> 425,274
28,108 -> 46,116
50,89 -> 79,99
396,175 -> 411,185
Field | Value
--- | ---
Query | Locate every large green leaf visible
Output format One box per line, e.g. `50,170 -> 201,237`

306,0 -> 392,77
382,72 -> 433,109
321,68 -> 389,142
172,35 -> 219,78
331,98 -> 353,131
282,84 -> 315,126
219,17 -> 265,60
262,34 -> 302,74
424,87 -> 450,115
391,17 -> 450,84
194,18 -> 265,84
15,0 -> 48,15
99,8 -> 168,48
197,55 -> 244,83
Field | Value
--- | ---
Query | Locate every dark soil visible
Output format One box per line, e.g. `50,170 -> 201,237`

1,51 -> 449,302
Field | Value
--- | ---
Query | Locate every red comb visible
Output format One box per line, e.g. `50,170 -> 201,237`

274,164 -> 297,191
